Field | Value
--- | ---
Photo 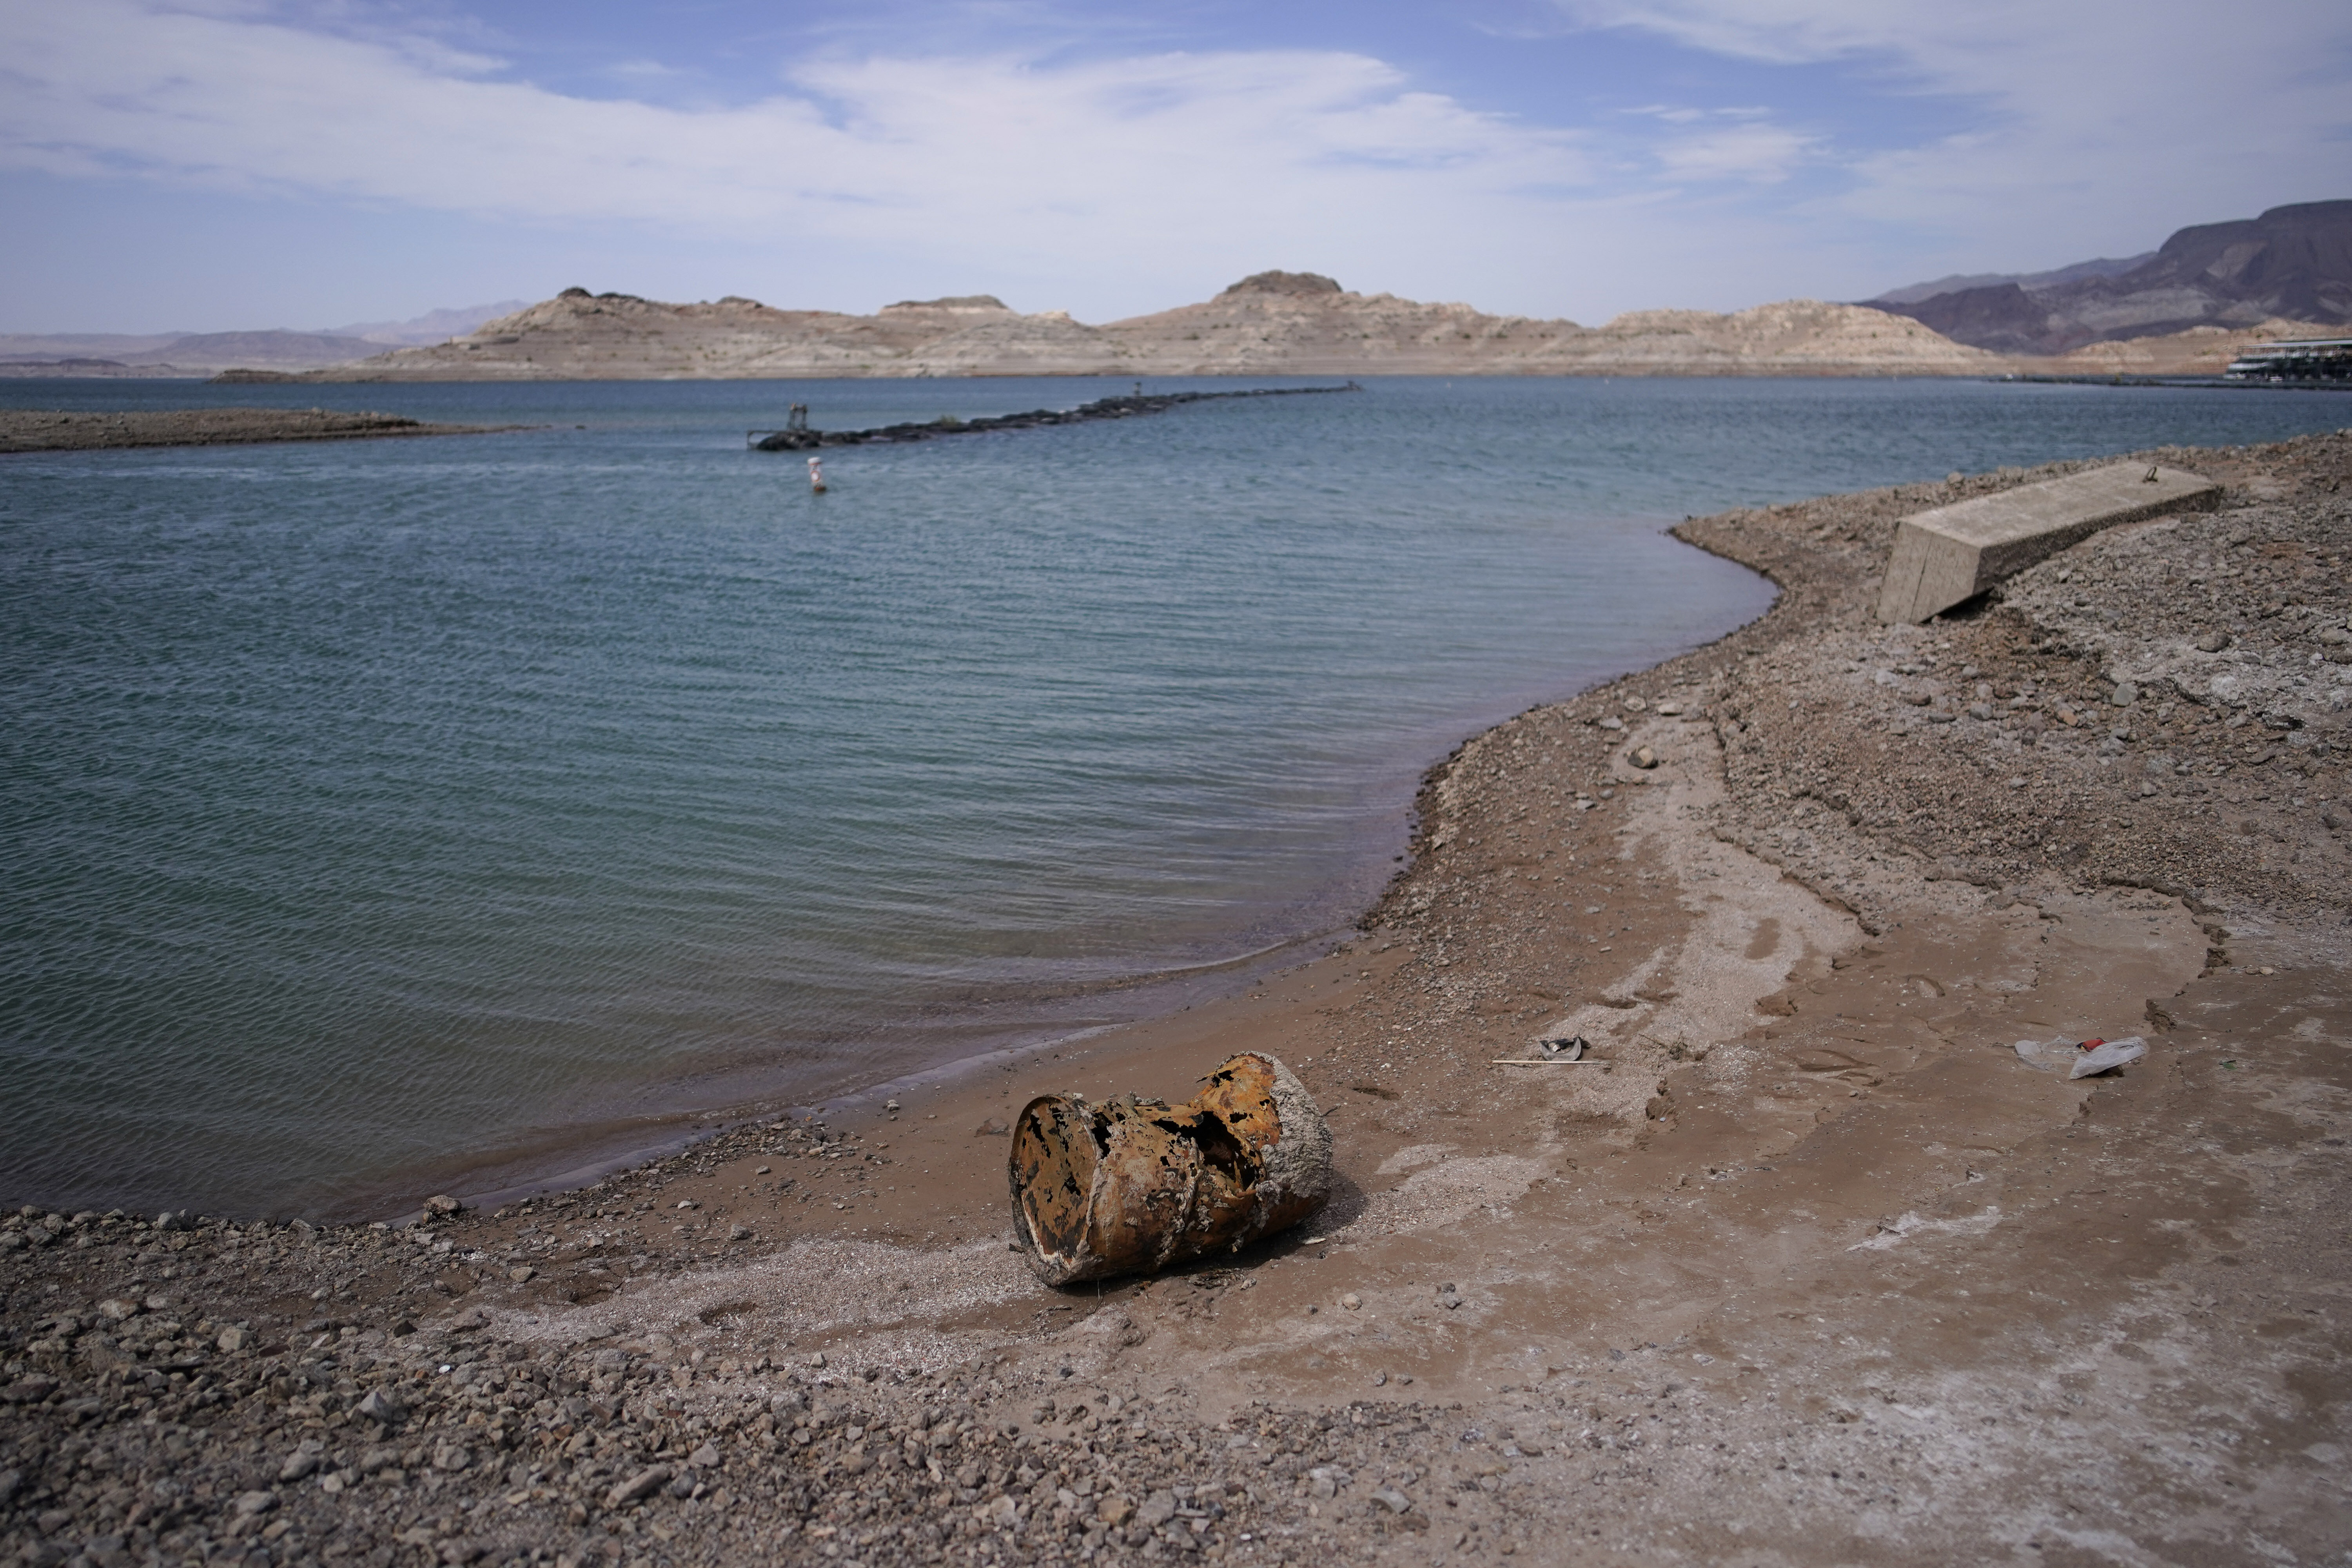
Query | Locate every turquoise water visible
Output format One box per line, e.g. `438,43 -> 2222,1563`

3,376 -> 2343,1218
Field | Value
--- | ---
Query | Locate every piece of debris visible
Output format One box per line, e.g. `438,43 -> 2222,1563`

1007,1052 -> 1333,1285
2068,1036 -> 2148,1078
2012,1034 -> 2148,1078
1494,1032 -> 1607,1065
1877,463 -> 2220,623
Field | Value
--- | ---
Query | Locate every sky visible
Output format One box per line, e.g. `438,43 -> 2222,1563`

1,0 -> 2346,333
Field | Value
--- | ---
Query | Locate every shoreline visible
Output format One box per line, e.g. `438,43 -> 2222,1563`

4,429 -> 2347,1564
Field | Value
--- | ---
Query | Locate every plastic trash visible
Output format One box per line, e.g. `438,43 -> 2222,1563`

1537,1034 -> 1587,1061
2013,1036 -> 2071,1070
2068,1035 -> 2146,1078
2013,1034 -> 2146,1077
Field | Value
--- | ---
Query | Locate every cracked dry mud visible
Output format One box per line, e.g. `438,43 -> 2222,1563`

4,430 -> 2347,1568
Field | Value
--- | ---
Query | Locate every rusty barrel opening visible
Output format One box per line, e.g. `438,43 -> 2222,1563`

1011,1094 -> 1099,1276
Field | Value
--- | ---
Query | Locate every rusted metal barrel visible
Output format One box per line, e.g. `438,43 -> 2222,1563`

1008,1052 -> 1333,1286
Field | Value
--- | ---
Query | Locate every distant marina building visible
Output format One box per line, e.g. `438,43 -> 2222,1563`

2224,337 -> 2352,383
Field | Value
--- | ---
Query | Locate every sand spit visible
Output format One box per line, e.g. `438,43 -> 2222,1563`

4,433 -> 2348,1566
0,408 -> 511,454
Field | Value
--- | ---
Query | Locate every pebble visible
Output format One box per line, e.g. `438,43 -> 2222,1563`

356,1387 -> 405,1424
608,1465 -> 671,1508
1341,1293 -> 1362,1311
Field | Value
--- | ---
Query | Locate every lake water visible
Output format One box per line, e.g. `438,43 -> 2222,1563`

3,374 -> 2343,1218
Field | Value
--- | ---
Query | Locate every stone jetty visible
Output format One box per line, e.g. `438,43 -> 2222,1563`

750,385 -> 1357,451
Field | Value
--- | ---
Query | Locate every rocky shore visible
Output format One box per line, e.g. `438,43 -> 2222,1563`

0,409 -> 510,454
4,430 -> 2347,1566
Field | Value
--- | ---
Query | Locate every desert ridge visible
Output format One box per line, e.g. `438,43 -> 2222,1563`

305,270 -> 2007,381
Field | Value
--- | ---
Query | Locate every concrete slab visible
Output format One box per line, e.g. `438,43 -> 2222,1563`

1877,463 -> 2220,623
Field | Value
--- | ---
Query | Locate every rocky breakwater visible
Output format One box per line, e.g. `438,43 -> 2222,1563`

751,385 -> 1357,451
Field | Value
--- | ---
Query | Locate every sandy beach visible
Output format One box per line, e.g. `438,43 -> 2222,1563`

4,428 -> 2347,1566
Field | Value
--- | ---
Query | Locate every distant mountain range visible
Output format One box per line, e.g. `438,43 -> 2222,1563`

1867,200 -> 2351,354
299,273 -> 2000,381
7,223 -> 2342,383
322,302 -> 531,346
0,301 -> 528,376
1869,254 -> 2156,307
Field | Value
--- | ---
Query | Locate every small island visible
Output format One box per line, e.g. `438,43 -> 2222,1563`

0,407 -> 512,454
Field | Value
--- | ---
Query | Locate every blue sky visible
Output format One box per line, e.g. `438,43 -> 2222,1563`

2,0 -> 2345,333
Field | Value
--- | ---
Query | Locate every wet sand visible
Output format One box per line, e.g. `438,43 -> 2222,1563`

4,429 -> 2347,1565
0,408 -> 511,452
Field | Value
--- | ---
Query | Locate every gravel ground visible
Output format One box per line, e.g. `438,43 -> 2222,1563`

1667,430 -> 2351,939
0,1146 -> 1426,1568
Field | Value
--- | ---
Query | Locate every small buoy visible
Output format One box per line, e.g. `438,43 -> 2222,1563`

807,456 -> 827,494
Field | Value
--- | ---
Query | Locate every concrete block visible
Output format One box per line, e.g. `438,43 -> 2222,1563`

1877,463 -> 2220,624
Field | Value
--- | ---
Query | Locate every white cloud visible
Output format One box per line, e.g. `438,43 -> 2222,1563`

4,0 -> 2340,325
0,0 -> 1604,315
1553,0 -> 2352,267
1655,121 -> 1815,183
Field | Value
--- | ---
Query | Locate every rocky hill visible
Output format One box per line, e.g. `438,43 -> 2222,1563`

306,273 -> 1998,381
1872,199 -> 2352,354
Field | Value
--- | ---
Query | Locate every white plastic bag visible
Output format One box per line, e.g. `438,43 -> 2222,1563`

2069,1035 -> 2147,1079
2012,1034 -> 2148,1077
2013,1036 -> 2074,1071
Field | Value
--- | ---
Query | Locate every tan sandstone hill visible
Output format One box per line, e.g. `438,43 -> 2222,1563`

2010,316 -> 2339,377
307,272 -> 2002,381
